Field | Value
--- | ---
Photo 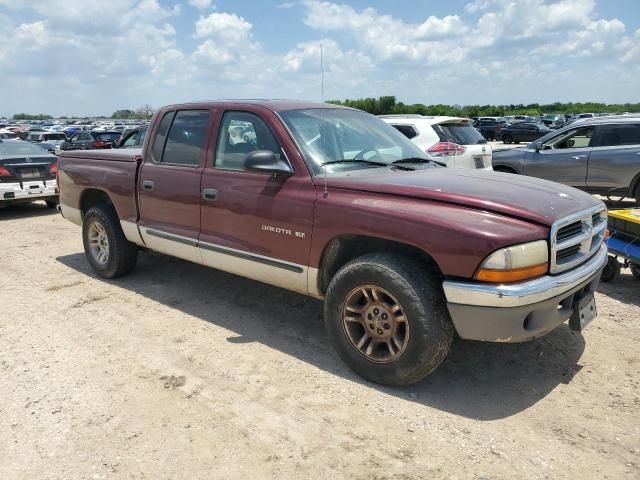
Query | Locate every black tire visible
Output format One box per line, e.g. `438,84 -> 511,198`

82,204 -> 137,279
600,256 -> 620,283
502,134 -> 513,144
324,253 -> 454,386
630,263 -> 640,281
45,199 -> 58,209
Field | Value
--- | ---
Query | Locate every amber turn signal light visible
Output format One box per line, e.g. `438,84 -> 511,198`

474,263 -> 548,283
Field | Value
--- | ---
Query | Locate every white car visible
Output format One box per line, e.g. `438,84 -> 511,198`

380,115 -> 493,170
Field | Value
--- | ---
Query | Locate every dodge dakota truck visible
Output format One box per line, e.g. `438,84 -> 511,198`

57,100 -> 608,386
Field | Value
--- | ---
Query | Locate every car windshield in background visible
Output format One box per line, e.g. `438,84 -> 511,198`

279,108 -> 430,174
0,140 -> 52,156
433,124 -> 486,145
96,132 -> 121,142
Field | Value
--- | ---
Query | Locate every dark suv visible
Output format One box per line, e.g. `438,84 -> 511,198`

473,117 -> 507,141
497,122 -> 552,144
492,117 -> 640,202
60,131 -> 122,151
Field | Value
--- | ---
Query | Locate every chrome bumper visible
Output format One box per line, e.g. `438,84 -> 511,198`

443,244 -> 607,308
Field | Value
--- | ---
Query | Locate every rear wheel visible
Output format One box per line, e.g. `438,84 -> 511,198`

502,134 -> 513,144
601,256 -> 620,283
324,253 -> 454,386
45,199 -> 57,209
82,204 -> 137,279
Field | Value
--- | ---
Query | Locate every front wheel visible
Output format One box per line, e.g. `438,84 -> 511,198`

324,253 -> 454,386
82,205 -> 138,279
630,263 -> 640,281
45,199 -> 58,209
600,256 -> 620,283
502,134 -> 513,144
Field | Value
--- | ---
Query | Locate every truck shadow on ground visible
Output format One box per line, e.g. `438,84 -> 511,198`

0,201 -> 58,220
597,273 -> 640,308
57,251 -> 587,421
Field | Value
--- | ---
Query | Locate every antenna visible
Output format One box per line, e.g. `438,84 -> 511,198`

321,43 -> 328,198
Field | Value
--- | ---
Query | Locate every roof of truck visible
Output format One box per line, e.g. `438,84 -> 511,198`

160,99 -> 355,113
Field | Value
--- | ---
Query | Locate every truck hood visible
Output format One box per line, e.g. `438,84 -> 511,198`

319,168 -> 603,227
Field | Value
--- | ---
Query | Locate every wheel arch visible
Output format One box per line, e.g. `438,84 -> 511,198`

79,188 -> 114,218
492,164 -> 519,174
315,234 -> 443,295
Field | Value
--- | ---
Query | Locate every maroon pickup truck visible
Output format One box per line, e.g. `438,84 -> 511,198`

57,100 -> 607,386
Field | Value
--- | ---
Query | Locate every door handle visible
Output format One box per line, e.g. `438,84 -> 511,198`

571,155 -> 587,160
142,180 -> 154,191
202,188 -> 218,201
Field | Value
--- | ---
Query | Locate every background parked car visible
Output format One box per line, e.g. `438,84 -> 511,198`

60,131 -> 121,151
25,131 -> 68,150
492,117 -> 640,203
497,122 -> 552,144
541,114 -> 565,128
472,117 -> 507,140
0,139 -> 58,208
116,126 -> 147,148
0,129 -> 18,139
380,114 -> 492,169
33,142 -> 58,154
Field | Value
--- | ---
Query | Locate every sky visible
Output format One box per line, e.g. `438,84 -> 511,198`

0,0 -> 639,117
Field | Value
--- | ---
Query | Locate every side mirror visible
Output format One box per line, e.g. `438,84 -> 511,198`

244,150 -> 292,177
533,142 -> 543,152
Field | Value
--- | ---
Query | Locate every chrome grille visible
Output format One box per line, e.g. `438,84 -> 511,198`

550,206 -> 607,274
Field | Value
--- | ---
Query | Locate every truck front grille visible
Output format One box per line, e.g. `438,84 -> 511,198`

550,206 -> 607,274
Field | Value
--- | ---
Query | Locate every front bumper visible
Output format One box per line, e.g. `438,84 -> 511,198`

0,180 -> 58,203
443,244 -> 607,342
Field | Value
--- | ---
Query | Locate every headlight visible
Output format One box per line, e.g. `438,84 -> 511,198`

474,240 -> 548,283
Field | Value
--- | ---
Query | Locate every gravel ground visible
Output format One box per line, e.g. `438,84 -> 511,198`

1,202 -> 639,480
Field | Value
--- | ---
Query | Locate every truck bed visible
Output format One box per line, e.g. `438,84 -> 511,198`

57,149 -> 142,223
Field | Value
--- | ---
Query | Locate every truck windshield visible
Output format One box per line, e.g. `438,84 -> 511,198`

279,108 -> 431,174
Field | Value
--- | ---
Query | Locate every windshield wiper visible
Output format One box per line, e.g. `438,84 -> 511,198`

321,159 -> 388,167
392,157 -> 447,167
320,159 -> 414,171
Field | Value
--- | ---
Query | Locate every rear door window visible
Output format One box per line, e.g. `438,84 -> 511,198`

152,112 -> 175,162
432,124 -> 485,145
595,124 -> 640,147
158,110 -> 210,166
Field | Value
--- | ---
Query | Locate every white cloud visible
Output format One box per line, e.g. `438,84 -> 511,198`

0,0 -> 636,116
189,0 -> 214,10
302,1 -> 470,63
195,12 -> 253,42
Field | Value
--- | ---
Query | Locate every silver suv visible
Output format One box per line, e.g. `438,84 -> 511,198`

492,117 -> 640,203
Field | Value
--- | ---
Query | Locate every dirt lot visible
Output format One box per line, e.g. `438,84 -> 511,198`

1,202 -> 639,480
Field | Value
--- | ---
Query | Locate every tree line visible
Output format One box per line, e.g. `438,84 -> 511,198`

10,98 -> 639,120
9,105 -> 155,121
327,96 -> 640,117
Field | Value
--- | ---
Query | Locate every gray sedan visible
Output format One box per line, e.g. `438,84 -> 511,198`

492,117 -> 640,203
